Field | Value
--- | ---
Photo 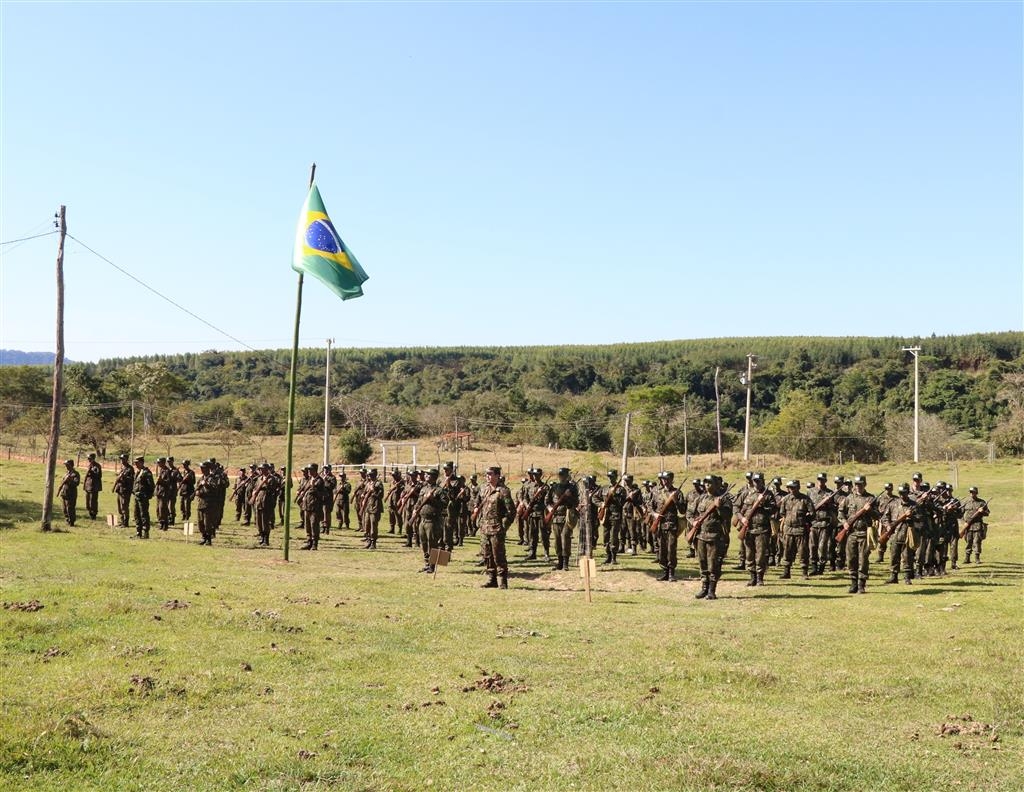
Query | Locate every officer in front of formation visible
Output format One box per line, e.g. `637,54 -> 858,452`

113,453 -> 134,527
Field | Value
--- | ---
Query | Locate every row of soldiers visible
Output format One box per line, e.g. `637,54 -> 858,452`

57,455 -> 992,598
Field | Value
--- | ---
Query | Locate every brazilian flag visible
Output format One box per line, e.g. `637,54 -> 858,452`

292,185 -> 368,300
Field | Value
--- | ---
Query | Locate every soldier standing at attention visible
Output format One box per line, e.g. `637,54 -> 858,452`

515,476 -> 529,545
132,456 -> 154,538
319,464 -> 336,535
113,453 -> 134,527
58,459 -> 81,527
243,464 -> 259,527
838,475 -> 877,594
738,472 -> 776,587
465,473 -> 481,538
884,485 -> 917,585
959,486 -> 989,564
153,458 -> 174,530
166,457 -> 181,525
301,463 -> 326,550
694,475 -> 733,601
768,476 -> 785,567
597,469 -> 627,566
213,460 -> 230,535
651,471 -> 685,582
353,468 -> 368,530
361,468 -> 385,549
442,472 -> 463,551
622,474 -> 643,555
251,463 -> 278,547
386,468 -> 404,535
479,466 -> 516,589
399,470 -> 422,548
194,461 -> 216,546
277,466 -> 287,522
178,459 -> 196,523
778,480 -> 814,579
874,482 -> 896,563
808,473 -> 835,576
232,468 -> 248,522
83,452 -> 102,519
684,478 -> 704,558
334,470 -> 351,528
414,468 -> 446,572
577,475 -> 599,558
732,472 -> 754,571
546,467 -> 580,571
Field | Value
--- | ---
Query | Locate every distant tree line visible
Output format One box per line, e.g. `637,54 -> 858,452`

1,332 -> 1022,462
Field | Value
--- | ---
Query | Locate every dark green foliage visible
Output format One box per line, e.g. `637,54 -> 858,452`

337,428 -> 372,465
2,332 -> 1022,460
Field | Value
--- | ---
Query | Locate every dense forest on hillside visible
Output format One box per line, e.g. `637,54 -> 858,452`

2,333 -> 1022,461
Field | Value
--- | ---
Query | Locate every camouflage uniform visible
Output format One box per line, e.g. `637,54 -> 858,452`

132,459 -> 154,537
301,465 -> 326,550
545,470 -> 579,570
596,471 -> 627,566
414,472 -> 445,571
737,476 -> 777,586
479,467 -> 515,588
960,490 -> 989,564
652,473 -> 686,582
808,479 -> 836,575
335,474 -> 351,528
386,471 -> 405,535
838,479 -> 877,593
778,484 -> 814,579
320,467 -> 337,534
83,455 -> 102,519
113,455 -> 134,527
178,461 -> 196,522
360,471 -> 385,549
154,459 -> 174,530
694,477 -> 733,600
58,461 -> 80,526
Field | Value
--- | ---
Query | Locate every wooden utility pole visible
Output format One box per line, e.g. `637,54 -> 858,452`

41,206 -> 67,531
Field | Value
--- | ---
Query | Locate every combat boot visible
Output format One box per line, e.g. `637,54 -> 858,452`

964,553 -> 972,564
885,571 -> 898,584
482,572 -> 498,588
847,575 -> 858,594
601,551 -> 613,566
143,528 -> 150,539
975,554 -> 981,564
746,571 -> 757,587
780,567 -> 791,580
499,573 -> 508,589
756,572 -> 765,586
858,580 -> 866,594
706,580 -> 718,600
667,569 -> 677,583
904,573 -> 913,584
695,577 -> 709,599
734,561 -> 746,571
657,568 -> 669,582
800,566 -> 809,579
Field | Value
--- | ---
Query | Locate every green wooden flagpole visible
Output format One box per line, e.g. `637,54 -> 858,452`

283,162 -> 317,561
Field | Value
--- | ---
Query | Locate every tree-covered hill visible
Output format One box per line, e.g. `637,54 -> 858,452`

2,332 -> 1022,461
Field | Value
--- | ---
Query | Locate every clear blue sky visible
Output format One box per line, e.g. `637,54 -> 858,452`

2,2 -> 1021,363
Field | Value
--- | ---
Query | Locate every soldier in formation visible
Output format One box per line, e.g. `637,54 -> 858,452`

360,468 -> 385,549
546,466 -> 579,570
178,459 -> 196,523
83,452 -> 102,519
478,465 -> 515,589
113,453 -> 134,527
132,455 -> 155,538
58,459 -> 81,527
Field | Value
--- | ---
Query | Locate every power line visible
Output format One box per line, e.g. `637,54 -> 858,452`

0,230 -> 58,246
66,234 -> 267,357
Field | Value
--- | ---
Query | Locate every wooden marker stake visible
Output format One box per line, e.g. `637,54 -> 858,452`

429,547 -> 451,579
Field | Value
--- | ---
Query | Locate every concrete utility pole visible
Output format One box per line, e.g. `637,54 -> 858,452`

713,367 -> 723,465
323,338 -> 334,467
41,205 -> 67,531
902,346 -> 922,463
620,412 -> 631,475
741,353 -> 758,461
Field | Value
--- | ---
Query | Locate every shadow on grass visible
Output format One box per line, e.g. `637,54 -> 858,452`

0,498 -> 41,530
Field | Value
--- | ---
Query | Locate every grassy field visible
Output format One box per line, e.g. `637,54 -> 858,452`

1,454 -> 1021,791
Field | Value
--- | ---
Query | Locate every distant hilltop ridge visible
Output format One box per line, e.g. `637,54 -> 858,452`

0,350 -> 72,366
